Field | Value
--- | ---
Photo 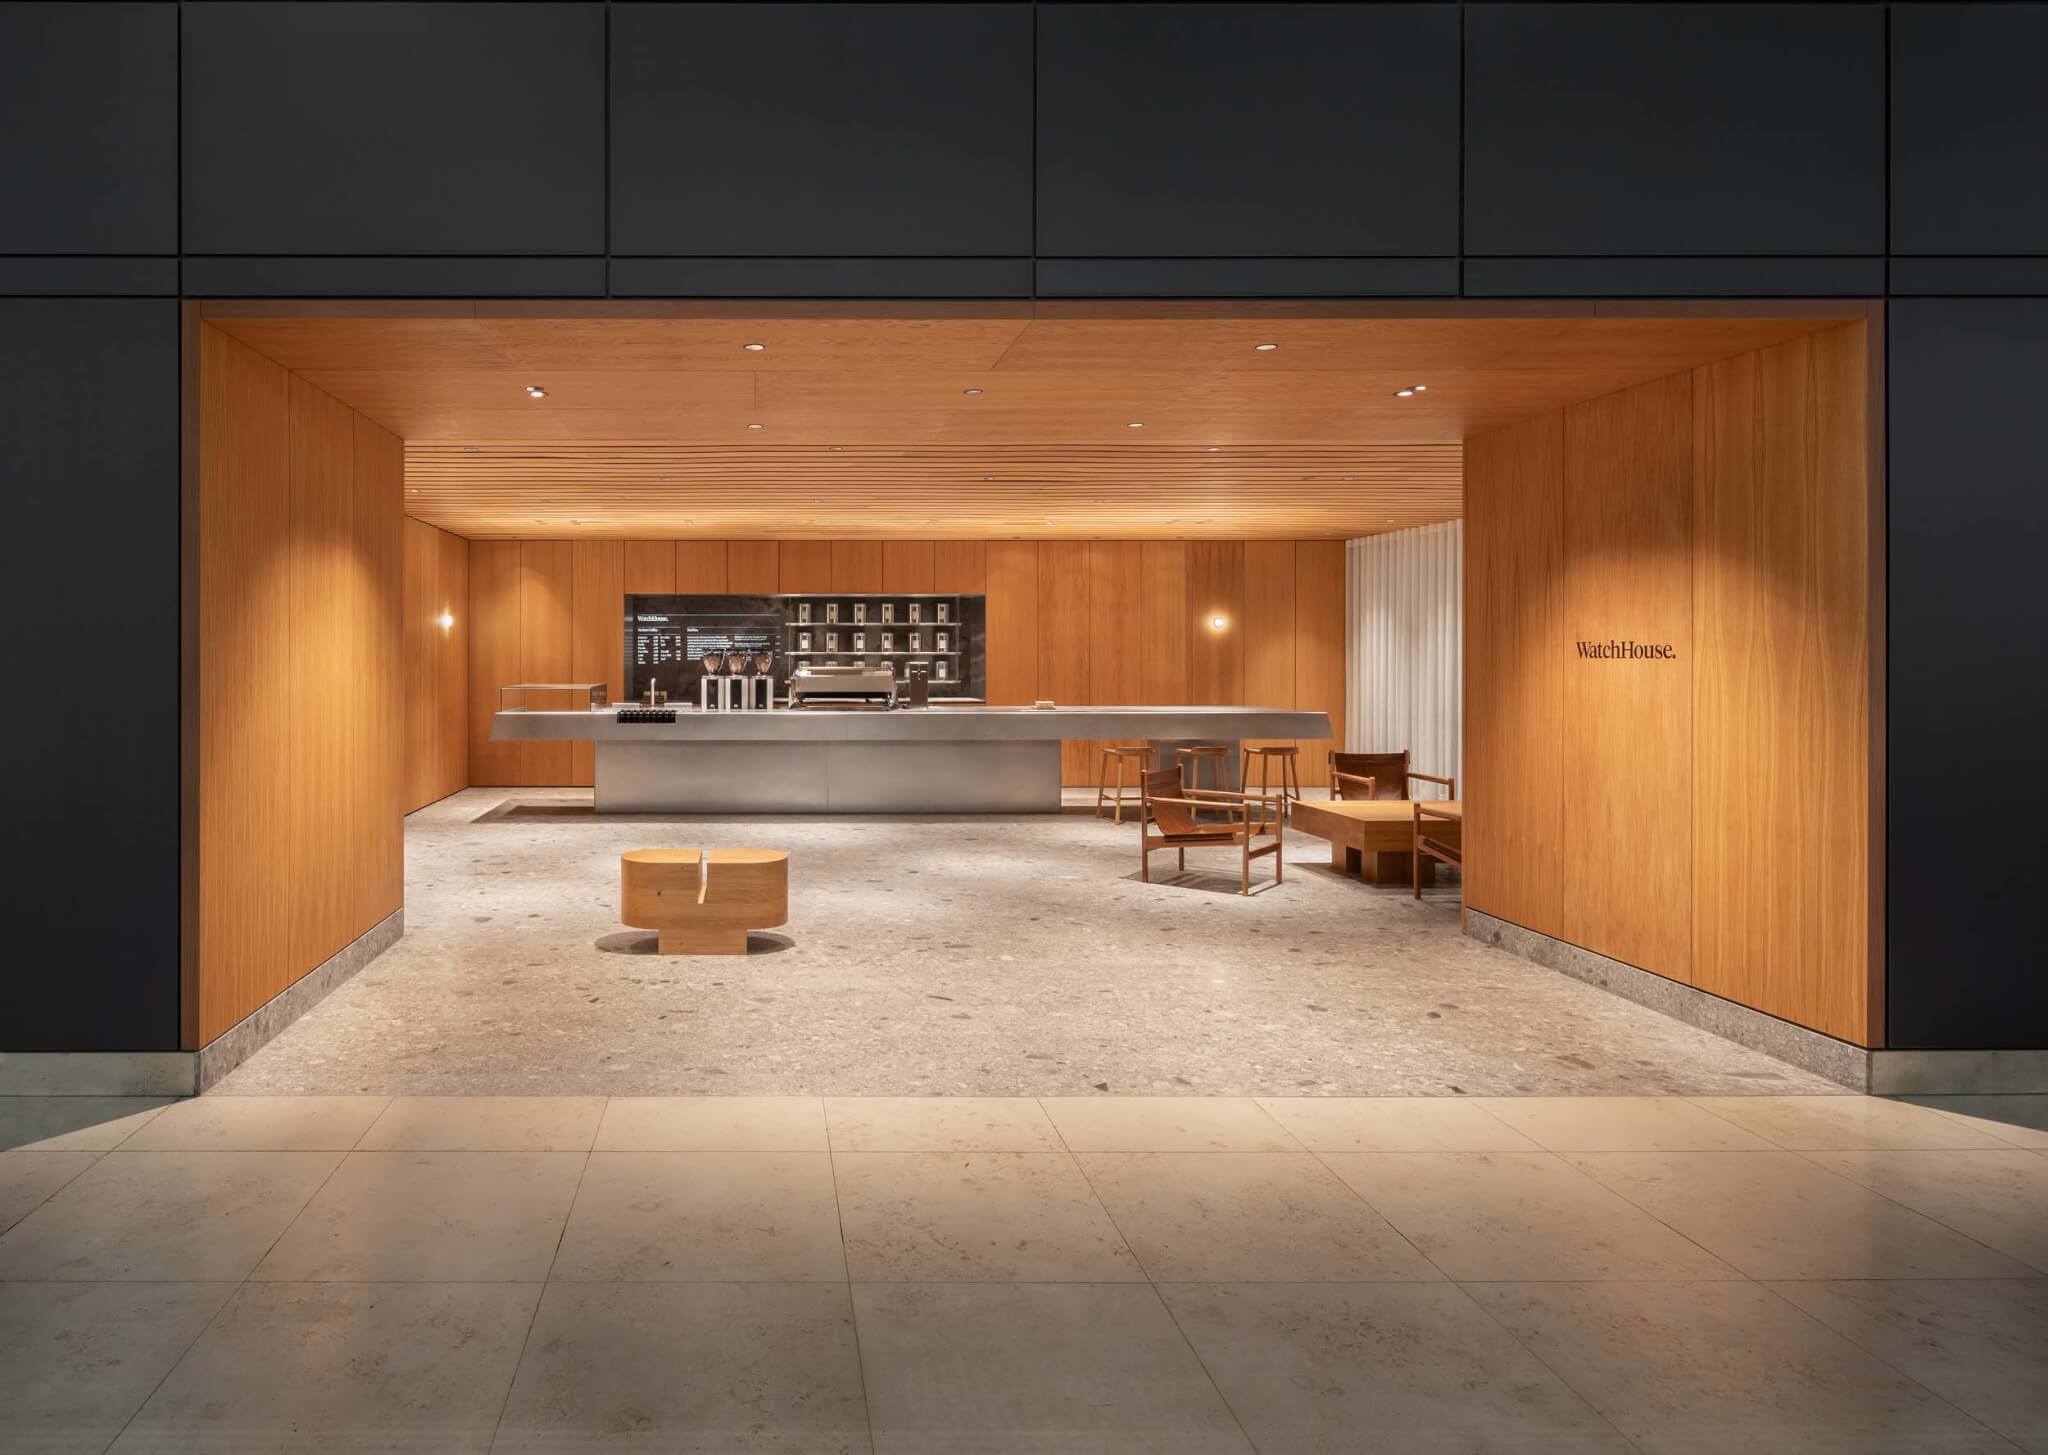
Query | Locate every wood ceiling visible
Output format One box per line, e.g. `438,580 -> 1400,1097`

203,301 -> 1859,540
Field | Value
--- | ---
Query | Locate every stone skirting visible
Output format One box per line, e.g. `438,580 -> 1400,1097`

0,908 -> 403,1098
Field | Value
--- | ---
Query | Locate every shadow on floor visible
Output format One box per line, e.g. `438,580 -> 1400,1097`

594,930 -> 795,956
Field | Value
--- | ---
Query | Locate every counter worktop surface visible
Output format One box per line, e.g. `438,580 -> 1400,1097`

491,704 -> 1331,744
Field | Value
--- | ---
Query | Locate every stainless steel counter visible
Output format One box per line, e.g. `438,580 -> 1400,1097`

491,705 -> 1332,813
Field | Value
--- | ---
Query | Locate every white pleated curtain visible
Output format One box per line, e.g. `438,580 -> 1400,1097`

1345,522 -> 1462,800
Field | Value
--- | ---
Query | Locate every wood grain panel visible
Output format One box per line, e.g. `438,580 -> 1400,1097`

1036,542 -> 1093,782
434,524 -> 468,805
196,325 -> 292,1045
403,518 -> 440,811
932,540 -> 987,594
1138,543 -> 1190,712
1081,542 -> 1144,784
1188,542 -> 1246,707
1243,541 -> 1297,764
778,539 -> 833,593
1560,372 -> 1695,983
882,540 -> 937,593
570,539 -> 624,786
984,541 -> 1038,706
1462,412 -> 1567,937
1692,323 -> 1872,1043
288,375 -> 360,977
623,539 -> 676,594
727,540 -> 779,593
467,540 -> 523,787
830,539 -> 884,592
354,412 -> 405,928
675,539 -> 729,593
520,540 -> 576,784
1292,541 -> 1345,787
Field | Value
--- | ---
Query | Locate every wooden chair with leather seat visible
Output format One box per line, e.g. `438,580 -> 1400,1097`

1412,801 -> 1463,898
1138,767 -> 1283,895
1329,749 -> 1456,802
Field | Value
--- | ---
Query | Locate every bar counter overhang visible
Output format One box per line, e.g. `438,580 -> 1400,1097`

492,706 -> 1333,812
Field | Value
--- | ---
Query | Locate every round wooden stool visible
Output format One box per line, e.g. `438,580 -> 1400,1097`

1242,744 -> 1303,808
1175,743 -> 1231,816
1095,744 -> 1154,823
622,847 -> 789,955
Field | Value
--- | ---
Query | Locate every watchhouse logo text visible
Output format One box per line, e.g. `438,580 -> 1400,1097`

1575,639 -> 1678,661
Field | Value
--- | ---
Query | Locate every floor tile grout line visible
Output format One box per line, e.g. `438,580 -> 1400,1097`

485,1144 -> 591,1453
824,1102 -> 884,1455
1299,1145 -> 1460,1282
1441,1278 -> 1654,1455
1777,1142 -> 2048,1274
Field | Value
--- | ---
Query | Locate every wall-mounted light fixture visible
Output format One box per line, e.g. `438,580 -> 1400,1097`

1210,615 -> 1228,631
437,612 -> 455,631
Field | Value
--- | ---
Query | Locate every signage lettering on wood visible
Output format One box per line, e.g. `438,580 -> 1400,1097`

1574,639 -> 1678,660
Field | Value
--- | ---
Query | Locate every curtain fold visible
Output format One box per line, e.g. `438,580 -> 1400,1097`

1346,522 -> 1462,799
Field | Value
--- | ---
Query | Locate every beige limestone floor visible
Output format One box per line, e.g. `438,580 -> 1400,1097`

213,788 -> 1841,1096
3,1091 -> 2047,1452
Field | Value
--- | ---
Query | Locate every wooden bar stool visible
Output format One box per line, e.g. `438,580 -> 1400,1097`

1095,744 -> 1154,823
1175,743 -> 1230,816
1242,744 -> 1303,809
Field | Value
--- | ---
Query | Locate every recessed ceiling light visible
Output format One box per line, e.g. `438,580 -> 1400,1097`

461,446 -> 479,453
408,487 -> 419,494
747,422 -> 764,429
1395,389 -> 1414,398
982,475 -> 993,481
742,342 -> 765,352
1206,446 -> 1220,452
1254,343 -> 1279,352
1413,384 -> 1427,392
962,388 -> 983,396
524,385 -> 547,398
1127,421 -> 1144,429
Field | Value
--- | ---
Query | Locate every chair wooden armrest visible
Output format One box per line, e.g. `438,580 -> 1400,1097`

1330,770 -> 1377,799
1410,801 -> 1463,898
1407,770 -> 1456,796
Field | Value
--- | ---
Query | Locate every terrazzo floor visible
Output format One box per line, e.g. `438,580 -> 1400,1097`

213,787 -> 1841,1097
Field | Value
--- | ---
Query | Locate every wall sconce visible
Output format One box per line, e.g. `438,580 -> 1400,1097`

437,612 -> 455,631
1209,615 -> 1228,631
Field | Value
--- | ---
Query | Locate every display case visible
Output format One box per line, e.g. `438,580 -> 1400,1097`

499,682 -> 609,712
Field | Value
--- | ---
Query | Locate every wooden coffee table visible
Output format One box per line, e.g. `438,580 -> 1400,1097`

622,847 -> 789,954
1289,798 -> 1462,886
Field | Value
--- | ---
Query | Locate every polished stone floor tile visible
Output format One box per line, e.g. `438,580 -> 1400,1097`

356,1095 -> 605,1151
1689,1095 -> 2014,1151
107,1281 -> 539,1455
553,1151 -> 845,1282
1469,1280 -> 2017,1455
1040,1096 -> 1302,1152
1769,1279 -> 2048,1454
1254,1096 -> 1542,1152
826,1096 -> 1063,1152
119,1095 -> 390,1151
1567,1150 -> 2035,1281
594,1095 -> 826,1151
853,1281 -> 1253,1454
1475,1095 -> 1778,1151
0,1150 -> 340,1281
0,1281 -> 236,1455
0,1150 -> 99,1234
493,1282 -> 870,1454
1803,1148 -> 2048,1272
0,1097 -> 173,1152
1902,1095 -> 2048,1150
1321,1152 -> 1737,1282
835,1151 -> 1141,1282
1159,1282 -> 1632,1455
254,1151 -> 585,1282
1078,1152 -> 1439,1282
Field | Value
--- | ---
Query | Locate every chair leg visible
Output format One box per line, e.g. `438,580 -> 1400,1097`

1095,749 -> 1109,818
1275,827 -> 1284,885
1177,846 -> 1185,871
1140,839 -> 1149,883
1241,838 -> 1251,895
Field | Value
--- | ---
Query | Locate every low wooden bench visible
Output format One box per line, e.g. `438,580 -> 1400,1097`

622,847 -> 789,954
1289,797 -> 1462,887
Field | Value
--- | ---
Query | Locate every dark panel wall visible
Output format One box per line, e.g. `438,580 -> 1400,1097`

1885,301 -> 2048,1050
1465,3 -> 1885,258
180,2 -> 604,256
612,4 -> 1032,258
0,301 -> 180,1050
1892,4 -> 2048,256
0,4 -> 175,255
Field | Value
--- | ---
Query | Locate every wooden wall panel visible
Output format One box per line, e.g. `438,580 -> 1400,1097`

467,540 -> 523,787
354,413 -> 404,927
1692,323 -> 1872,1043
1243,541 -> 1296,767
195,326 -> 292,1046
1462,412 -> 1566,937
1292,541 -> 1345,787
831,539 -> 884,592
675,539 -> 728,593
984,540 -> 1039,705
1188,542 -> 1245,706
403,518 -> 440,811
434,524 -> 467,803
1036,542 -> 1093,782
623,539 -> 676,594
779,539 -> 833,592
932,540 -> 987,594
519,540 -> 575,784
287,376 -> 359,977
1080,541 -> 1144,784
882,540 -> 937,593
1560,372 -> 1695,983
727,540 -> 779,593
570,540 -> 624,785
1138,542 -> 1190,712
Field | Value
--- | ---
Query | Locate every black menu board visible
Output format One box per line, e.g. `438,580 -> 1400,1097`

625,595 -> 784,701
